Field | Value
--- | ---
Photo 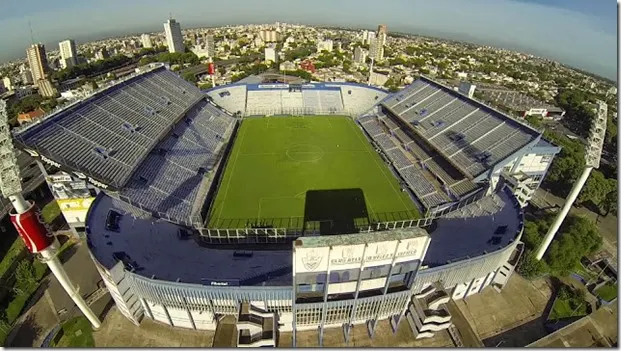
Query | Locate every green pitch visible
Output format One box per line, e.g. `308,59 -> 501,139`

207,116 -> 419,231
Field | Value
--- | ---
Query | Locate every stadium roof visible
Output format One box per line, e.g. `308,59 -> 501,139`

13,65 -> 204,190
86,186 -> 523,286
381,76 -> 542,179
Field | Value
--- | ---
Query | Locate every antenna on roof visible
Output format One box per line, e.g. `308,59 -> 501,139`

169,12 -> 173,20
28,20 -> 35,45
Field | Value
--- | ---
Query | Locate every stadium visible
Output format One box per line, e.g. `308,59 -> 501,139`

12,63 -> 560,346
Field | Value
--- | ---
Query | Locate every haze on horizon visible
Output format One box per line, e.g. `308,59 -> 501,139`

0,0 -> 616,80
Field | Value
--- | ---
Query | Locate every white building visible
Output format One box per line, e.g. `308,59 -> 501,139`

265,47 -> 277,64
366,31 -> 376,46
316,39 -> 333,53
59,39 -> 78,69
1,77 -> 13,91
353,46 -> 368,64
164,18 -> 184,53
141,34 -> 153,49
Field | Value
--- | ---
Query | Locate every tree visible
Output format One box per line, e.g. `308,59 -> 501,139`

518,251 -> 548,279
14,260 -> 37,296
599,180 -> 618,216
545,215 -> 602,275
578,170 -> 611,207
182,72 -> 197,84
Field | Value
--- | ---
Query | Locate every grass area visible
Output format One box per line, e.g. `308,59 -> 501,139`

41,201 -> 62,224
53,316 -> 95,348
0,238 -> 25,279
549,298 -> 588,320
595,283 -> 617,302
548,286 -> 588,321
208,116 -> 419,231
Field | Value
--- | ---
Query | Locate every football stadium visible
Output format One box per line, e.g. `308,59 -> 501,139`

12,63 -> 561,346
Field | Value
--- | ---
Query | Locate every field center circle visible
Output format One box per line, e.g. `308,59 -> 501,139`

286,144 -> 324,162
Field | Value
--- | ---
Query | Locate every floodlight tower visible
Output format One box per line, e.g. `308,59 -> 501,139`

0,101 -> 101,328
535,100 -> 608,260
207,57 -> 216,88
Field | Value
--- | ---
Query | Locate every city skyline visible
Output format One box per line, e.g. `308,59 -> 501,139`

0,0 -> 617,80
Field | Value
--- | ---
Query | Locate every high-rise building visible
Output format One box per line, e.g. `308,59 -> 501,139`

37,79 -> 57,98
26,43 -> 49,84
377,24 -> 388,46
265,47 -> 277,63
141,34 -> 153,49
353,46 -> 368,64
259,29 -> 280,43
164,18 -> 184,53
366,31 -> 376,46
59,39 -> 78,69
369,37 -> 383,60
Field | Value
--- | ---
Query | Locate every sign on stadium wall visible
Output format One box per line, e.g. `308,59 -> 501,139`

293,230 -> 430,274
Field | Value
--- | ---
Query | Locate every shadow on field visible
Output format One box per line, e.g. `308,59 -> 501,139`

303,189 -> 369,235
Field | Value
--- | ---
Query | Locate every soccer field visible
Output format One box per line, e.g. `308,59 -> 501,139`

207,116 -> 420,231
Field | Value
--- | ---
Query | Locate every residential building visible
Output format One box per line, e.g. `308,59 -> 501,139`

95,48 -> 110,60
353,46 -> 368,64
141,34 -> 153,49
164,18 -> 184,53
17,107 -> 45,125
377,24 -> 388,47
1,77 -> 12,92
316,39 -> 333,53
265,47 -> 277,64
26,43 -> 49,83
59,39 -> 78,69
37,79 -> 57,98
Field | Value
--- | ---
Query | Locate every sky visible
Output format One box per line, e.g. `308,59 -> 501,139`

0,0 -> 617,80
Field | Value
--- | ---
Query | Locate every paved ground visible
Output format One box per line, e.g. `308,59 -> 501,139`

93,306 -> 214,347
527,303 -> 618,347
212,315 -> 237,347
455,274 -> 553,347
278,318 -> 455,347
7,240 -> 109,347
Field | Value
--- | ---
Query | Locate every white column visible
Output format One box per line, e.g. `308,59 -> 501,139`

535,166 -> 593,260
40,247 -> 102,329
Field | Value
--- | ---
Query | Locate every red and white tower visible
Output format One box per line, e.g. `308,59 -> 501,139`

0,100 -> 101,328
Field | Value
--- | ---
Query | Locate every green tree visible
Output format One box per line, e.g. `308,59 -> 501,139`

545,216 -> 602,275
599,180 -> 618,216
578,170 -> 612,206
14,260 -> 37,296
182,72 -> 197,83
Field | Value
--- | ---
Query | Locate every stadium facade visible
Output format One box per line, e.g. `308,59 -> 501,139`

12,64 -> 559,346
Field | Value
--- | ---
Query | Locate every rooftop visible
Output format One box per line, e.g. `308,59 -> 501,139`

86,187 -> 523,285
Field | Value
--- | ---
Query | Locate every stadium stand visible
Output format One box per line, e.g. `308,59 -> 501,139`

207,85 -> 247,114
381,76 -> 539,179
120,100 -> 235,225
338,84 -> 387,116
14,66 -> 235,226
14,66 -> 204,189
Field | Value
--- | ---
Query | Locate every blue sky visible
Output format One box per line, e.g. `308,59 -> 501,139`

0,0 -> 617,80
